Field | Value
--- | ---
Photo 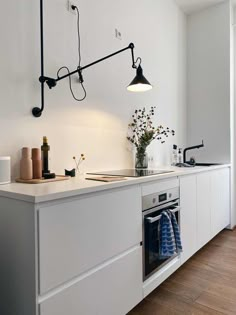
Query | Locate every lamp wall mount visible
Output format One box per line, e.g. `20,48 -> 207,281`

68,1 -> 77,15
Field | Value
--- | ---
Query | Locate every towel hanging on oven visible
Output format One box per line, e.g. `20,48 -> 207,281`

159,210 -> 182,259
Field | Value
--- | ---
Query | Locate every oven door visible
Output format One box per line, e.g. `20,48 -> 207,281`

143,202 -> 180,280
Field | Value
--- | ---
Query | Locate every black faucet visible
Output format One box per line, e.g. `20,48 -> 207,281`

183,140 -> 204,163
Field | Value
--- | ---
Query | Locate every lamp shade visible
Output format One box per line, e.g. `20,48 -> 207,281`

127,65 -> 152,92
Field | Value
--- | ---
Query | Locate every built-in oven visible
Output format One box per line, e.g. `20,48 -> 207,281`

142,187 -> 180,280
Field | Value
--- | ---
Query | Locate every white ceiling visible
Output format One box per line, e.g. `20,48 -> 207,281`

175,0 -> 226,14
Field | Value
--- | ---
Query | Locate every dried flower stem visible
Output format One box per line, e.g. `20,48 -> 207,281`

73,154 -> 86,173
127,106 -> 175,153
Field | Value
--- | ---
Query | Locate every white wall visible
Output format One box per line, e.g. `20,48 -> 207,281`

0,0 -> 186,177
187,1 -> 231,163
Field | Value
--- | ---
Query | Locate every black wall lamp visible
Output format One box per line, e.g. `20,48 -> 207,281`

32,1 -> 152,118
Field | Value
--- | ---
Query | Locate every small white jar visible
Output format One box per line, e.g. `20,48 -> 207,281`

0,156 -> 11,184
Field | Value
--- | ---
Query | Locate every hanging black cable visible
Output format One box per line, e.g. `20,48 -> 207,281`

57,5 -> 86,102
74,6 -> 82,67
57,66 -> 86,101
73,5 -> 87,100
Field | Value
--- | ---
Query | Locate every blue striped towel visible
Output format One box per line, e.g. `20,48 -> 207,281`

159,210 -> 182,259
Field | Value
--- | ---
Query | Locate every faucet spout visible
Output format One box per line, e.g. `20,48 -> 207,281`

183,140 -> 204,163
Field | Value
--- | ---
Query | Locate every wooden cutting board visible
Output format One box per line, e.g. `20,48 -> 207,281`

15,175 -> 70,184
85,176 -> 126,182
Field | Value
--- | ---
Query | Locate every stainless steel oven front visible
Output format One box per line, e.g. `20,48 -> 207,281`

142,187 -> 180,280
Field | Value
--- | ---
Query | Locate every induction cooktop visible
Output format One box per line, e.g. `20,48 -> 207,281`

87,169 -> 173,177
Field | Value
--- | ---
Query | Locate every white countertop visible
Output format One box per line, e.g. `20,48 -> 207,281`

0,164 -> 230,204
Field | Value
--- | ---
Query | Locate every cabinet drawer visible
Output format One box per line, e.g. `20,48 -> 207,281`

39,246 -> 143,315
38,186 -> 142,294
141,177 -> 179,196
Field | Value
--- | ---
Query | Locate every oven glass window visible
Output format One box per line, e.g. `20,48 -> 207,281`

144,204 -> 179,279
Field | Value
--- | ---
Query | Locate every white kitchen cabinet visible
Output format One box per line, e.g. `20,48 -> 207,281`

0,166 -> 231,315
196,172 -> 212,249
180,175 -> 197,264
39,246 -> 142,315
180,168 -> 230,260
0,198 -> 37,315
210,168 -> 230,236
39,186 -> 142,294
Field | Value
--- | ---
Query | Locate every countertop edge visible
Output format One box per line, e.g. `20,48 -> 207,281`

0,164 -> 231,204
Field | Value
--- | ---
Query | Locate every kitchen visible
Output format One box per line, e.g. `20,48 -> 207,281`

0,0 -> 235,314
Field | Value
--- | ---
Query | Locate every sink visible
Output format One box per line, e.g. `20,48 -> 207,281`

194,163 -> 221,167
176,162 -> 221,168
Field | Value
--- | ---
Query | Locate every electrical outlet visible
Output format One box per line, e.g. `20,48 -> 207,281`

67,0 -> 77,14
115,29 -> 122,40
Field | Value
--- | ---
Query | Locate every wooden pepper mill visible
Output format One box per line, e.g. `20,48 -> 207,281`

20,147 -> 33,180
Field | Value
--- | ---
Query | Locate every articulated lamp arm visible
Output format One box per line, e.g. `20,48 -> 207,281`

39,43 -> 136,90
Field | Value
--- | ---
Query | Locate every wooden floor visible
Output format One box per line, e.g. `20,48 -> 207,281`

128,229 -> 236,315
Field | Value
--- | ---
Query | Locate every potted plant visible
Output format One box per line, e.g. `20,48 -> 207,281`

127,106 -> 175,168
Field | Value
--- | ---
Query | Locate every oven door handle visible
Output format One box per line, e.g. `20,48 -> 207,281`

146,206 -> 181,224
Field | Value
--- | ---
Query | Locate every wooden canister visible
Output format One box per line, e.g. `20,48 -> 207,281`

32,148 -> 42,179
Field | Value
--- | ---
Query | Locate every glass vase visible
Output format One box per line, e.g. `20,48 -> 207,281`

135,151 -> 148,169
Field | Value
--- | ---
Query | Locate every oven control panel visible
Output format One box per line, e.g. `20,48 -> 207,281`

142,187 -> 179,211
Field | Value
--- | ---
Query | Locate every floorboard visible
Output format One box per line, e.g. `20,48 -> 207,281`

128,229 -> 236,315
